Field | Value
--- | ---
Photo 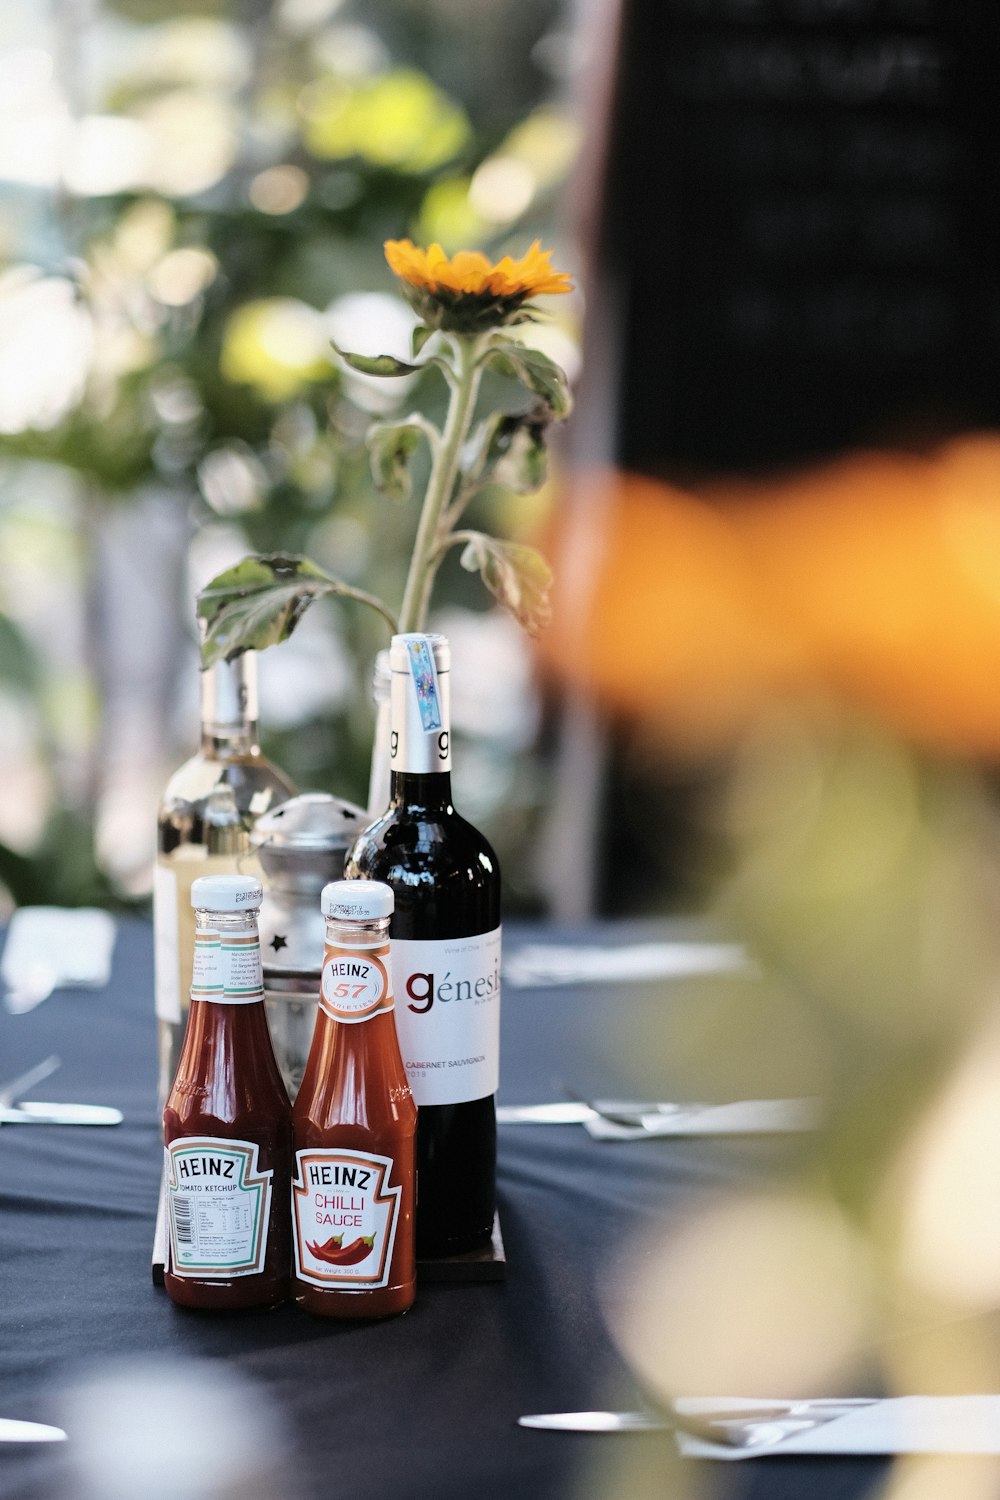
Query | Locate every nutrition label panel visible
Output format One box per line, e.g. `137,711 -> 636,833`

166,1137 -> 272,1278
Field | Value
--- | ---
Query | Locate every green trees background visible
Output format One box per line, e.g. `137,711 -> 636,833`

0,0 -> 579,910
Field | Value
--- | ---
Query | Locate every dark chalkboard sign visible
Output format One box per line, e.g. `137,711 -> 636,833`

597,0 -> 1000,475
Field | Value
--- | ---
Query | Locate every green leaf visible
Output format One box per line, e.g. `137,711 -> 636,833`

484,341 -> 572,419
458,533 -> 553,636
197,554 -> 396,666
412,324 -> 434,357
332,342 -> 421,378
479,410 -> 548,494
367,419 -> 426,502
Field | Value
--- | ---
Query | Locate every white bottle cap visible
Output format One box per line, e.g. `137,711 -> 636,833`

322,879 -> 394,921
190,874 -> 264,912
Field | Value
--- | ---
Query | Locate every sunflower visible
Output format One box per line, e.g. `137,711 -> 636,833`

384,238 -> 572,332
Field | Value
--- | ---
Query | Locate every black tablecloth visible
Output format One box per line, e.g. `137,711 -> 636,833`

0,919 -> 885,1500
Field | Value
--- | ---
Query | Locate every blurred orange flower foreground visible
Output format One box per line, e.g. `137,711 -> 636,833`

542,435 -> 1000,758
384,238 -> 572,331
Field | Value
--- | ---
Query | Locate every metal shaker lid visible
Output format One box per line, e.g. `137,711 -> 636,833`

254,792 -> 367,850
259,795 -> 368,979
255,792 -> 368,900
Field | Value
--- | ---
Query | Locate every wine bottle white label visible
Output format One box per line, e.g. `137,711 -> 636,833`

191,930 -> 265,1004
390,927 -> 501,1105
292,1148 -> 403,1290
165,1137 -> 273,1278
320,942 -> 394,1024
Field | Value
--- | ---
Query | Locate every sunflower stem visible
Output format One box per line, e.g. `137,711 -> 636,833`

429,528 -> 479,563
397,332 -> 483,633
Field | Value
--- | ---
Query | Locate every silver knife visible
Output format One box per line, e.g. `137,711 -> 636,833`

519,1411 -> 667,1432
498,1102 -> 599,1124
0,1418 -> 66,1443
0,1101 -> 123,1126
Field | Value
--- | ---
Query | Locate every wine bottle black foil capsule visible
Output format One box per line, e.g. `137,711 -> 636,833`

346,634 -> 499,1258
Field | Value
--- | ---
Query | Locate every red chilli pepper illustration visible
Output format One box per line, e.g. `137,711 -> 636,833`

308,1235 -> 342,1256
306,1235 -> 375,1266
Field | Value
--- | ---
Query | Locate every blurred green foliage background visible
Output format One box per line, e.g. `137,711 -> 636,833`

0,0 -> 581,911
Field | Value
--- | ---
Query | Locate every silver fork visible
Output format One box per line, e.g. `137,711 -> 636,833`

559,1084 -> 692,1128
518,1399 -> 876,1447
516,1410 -> 798,1444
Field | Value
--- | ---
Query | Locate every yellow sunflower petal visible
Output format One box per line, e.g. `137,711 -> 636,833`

384,237 -> 572,329
438,250 -> 494,294
384,238 -> 427,284
484,255 -> 521,297
529,269 -> 573,295
423,242 -> 451,277
506,240 -> 573,296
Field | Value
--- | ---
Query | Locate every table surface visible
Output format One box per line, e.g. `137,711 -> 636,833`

0,917 -> 886,1500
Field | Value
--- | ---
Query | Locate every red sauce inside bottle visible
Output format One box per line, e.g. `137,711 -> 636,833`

163,897 -> 291,1311
292,912 -> 416,1319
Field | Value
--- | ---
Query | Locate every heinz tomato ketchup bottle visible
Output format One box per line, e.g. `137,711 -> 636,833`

163,874 -> 291,1310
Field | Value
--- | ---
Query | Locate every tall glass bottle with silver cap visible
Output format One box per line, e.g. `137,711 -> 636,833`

345,633 -> 501,1257
155,650 -> 297,1107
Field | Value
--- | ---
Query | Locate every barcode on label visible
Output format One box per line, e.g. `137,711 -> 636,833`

173,1196 -> 193,1245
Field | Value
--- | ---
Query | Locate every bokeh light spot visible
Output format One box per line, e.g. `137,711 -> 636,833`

220,299 -> 331,401
249,165 -> 309,215
147,248 -> 218,308
611,1190 -> 874,1399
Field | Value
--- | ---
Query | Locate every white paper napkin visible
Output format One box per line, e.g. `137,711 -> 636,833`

2,907 -> 116,1013
674,1396 -> 1000,1459
503,941 -> 752,989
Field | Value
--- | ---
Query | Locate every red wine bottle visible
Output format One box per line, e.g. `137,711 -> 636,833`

345,633 -> 500,1258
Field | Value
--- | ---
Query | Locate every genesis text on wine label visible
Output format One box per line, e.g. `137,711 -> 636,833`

390,927 -> 501,1105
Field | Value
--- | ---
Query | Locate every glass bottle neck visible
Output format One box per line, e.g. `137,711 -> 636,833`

389,770 -> 453,810
325,915 -> 391,948
200,655 -> 260,756
191,907 -> 264,1006
388,647 -> 452,777
194,909 -> 260,938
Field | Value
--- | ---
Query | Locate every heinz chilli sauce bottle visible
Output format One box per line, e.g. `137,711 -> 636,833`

163,874 -> 291,1310
292,880 -> 416,1318
345,633 -> 501,1258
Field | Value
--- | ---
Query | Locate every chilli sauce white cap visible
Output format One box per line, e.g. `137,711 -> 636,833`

190,874 -> 263,912
322,879 -> 394,921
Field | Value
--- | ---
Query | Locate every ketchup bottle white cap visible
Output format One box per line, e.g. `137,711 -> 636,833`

190,874 -> 263,912
322,879 -> 394,921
